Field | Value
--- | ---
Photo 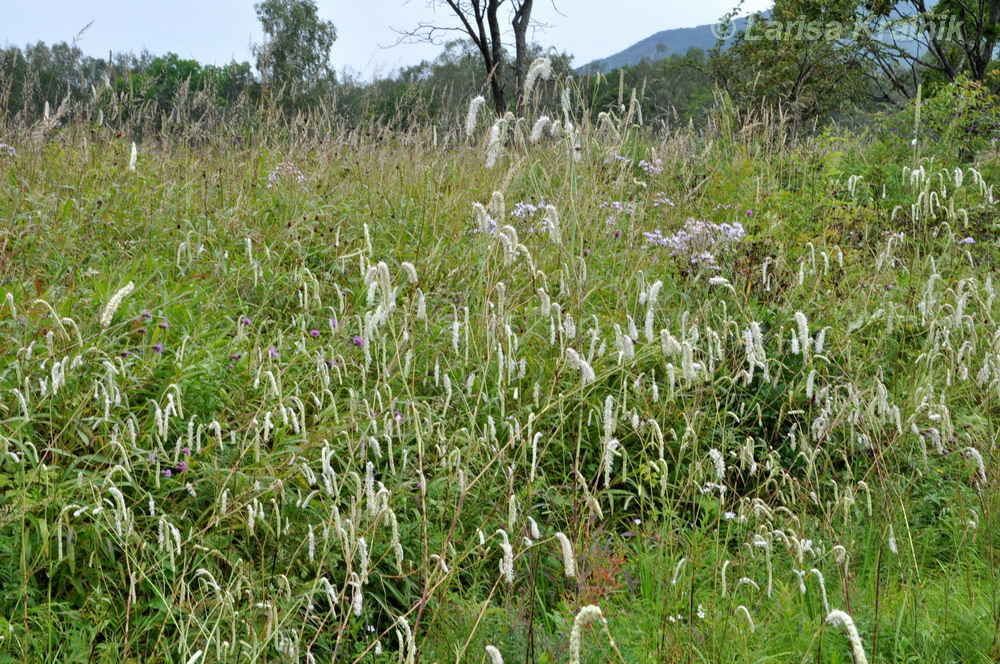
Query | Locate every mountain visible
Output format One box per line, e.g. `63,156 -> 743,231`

576,2 -> 938,75
577,15 -> 755,74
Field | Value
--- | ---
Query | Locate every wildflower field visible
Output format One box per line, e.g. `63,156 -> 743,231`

0,94 -> 998,663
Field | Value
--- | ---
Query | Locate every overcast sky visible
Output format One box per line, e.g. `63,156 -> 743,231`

3,1 -> 773,78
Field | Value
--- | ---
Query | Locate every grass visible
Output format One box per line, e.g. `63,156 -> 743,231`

0,97 -> 998,663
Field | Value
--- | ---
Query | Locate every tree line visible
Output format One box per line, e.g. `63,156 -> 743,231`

1,0 -> 997,134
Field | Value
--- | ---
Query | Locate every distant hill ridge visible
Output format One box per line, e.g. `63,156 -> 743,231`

577,2 -> 938,74
577,14 -> 758,74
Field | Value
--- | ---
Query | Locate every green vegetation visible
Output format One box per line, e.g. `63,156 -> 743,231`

1,67 -> 999,662
2,0 -> 1000,660
5,0 -> 999,132
253,0 -> 338,107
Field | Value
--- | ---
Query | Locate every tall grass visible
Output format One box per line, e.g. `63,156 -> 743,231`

0,67 -> 997,663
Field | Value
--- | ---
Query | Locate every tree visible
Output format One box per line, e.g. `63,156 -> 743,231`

0,40 -> 135,118
333,39 -> 571,127
117,54 -> 257,117
399,0 -> 538,115
511,0 -> 535,111
142,53 -> 206,112
711,0 -> 869,122
253,0 -> 337,102
850,0 -> 999,98
587,49 -> 715,126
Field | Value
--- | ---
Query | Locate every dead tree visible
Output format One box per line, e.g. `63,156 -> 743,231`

398,0 -> 537,115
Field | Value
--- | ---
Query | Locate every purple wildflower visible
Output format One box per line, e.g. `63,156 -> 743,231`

176,461 -> 188,473
600,200 -> 637,214
152,342 -> 164,354
639,158 -> 664,175
268,346 -> 278,359
329,317 -> 338,329
141,311 -> 153,321
181,447 -> 191,456
158,321 -> 169,329
959,236 -> 975,244
310,329 -> 320,338
240,315 -> 252,326
601,200 -> 637,226
511,201 -> 544,219
163,469 -> 172,478
653,192 -> 675,208
267,162 -> 305,188
471,213 -> 498,234
352,335 -> 365,348
644,218 -> 746,269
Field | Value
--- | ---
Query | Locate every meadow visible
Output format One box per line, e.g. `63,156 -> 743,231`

0,81 -> 998,663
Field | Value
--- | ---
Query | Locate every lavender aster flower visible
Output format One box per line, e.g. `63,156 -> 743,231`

639,158 -> 664,175
644,218 -> 745,269
266,162 -> 305,188
653,192 -> 675,207
511,200 -> 546,219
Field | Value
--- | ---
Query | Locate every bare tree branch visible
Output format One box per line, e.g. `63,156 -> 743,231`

391,0 -> 544,115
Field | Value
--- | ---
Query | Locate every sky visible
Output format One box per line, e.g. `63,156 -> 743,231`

2,1 -> 773,79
